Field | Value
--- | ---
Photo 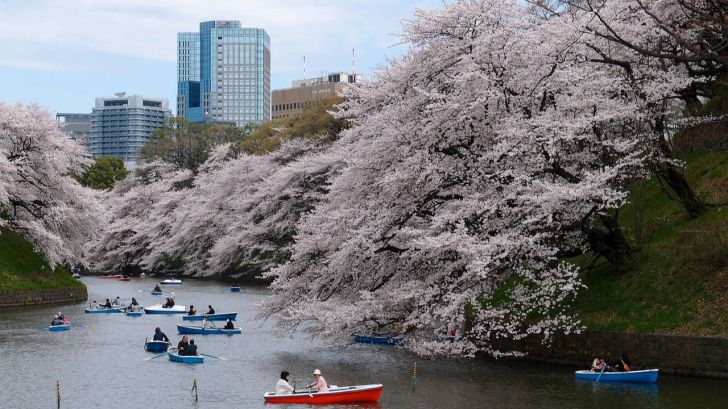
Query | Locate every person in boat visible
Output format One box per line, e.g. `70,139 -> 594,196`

51,315 -> 63,326
224,319 -> 235,330
103,299 -> 112,308
186,339 -> 198,356
591,357 -> 616,372
91,300 -> 98,309
177,335 -> 190,356
206,305 -> 215,315
153,284 -> 161,292
188,305 -> 196,315
112,296 -> 121,306
616,352 -> 631,372
131,297 -> 139,306
306,369 -> 329,393
152,327 -> 170,342
275,371 -> 294,395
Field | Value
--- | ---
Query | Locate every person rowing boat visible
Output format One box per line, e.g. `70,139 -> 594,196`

153,327 -> 169,342
306,369 -> 329,392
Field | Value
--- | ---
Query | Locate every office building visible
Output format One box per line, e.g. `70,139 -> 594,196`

177,21 -> 271,127
272,72 -> 358,120
56,113 -> 91,148
89,93 -> 171,169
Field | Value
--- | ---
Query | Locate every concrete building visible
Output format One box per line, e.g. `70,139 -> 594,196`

272,72 -> 358,120
177,21 -> 271,127
89,93 -> 171,169
56,113 -> 91,148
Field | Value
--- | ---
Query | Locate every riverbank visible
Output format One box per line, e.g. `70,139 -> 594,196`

511,330 -> 728,380
0,227 -> 87,307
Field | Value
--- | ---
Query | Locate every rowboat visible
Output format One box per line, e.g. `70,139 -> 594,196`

160,277 -> 182,285
125,311 -> 143,317
177,324 -> 241,335
150,290 -> 163,296
182,312 -> 237,321
574,369 -> 659,383
263,384 -> 383,404
84,306 -> 126,313
144,304 -> 187,315
118,277 -> 131,282
72,273 -> 82,279
354,335 -> 404,346
49,324 -> 70,331
144,339 -> 170,352
230,286 -> 241,292
168,349 -> 204,364
102,274 -> 122,279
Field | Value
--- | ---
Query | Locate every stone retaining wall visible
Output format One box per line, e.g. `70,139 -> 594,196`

515,330 -> 728,379
0,286 -> 87,308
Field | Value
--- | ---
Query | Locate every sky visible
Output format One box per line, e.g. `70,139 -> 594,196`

0,0 -> 442,114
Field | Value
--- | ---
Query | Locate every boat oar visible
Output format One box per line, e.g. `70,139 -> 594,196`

144,352 -> 168,361
595,366 -> 606,383
199,353 -> 226,360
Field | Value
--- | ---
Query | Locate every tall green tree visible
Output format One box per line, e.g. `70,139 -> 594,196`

78,156 -> 128,190
141,117 -> 252,171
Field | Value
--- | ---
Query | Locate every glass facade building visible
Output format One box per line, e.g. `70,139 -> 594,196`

177,21 -> 270,127
89,94 -> 171,169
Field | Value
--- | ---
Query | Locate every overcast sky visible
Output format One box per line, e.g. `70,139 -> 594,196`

0,0 -> 442,114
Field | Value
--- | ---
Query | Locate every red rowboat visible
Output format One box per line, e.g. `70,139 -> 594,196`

102,274 -> 122,279
263,384 -> 382,404
118,277 -> 131,281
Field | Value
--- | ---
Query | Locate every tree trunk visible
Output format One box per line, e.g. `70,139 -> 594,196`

583,213 -> 633,272
654,119 -> 707,218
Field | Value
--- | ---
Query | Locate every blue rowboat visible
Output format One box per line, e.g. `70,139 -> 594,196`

144,340 -> 170,352
168,351 -> 204,364
574,369 -> 659,383
177,324 -> 241,335
354,335 -> 404,346
182,312 -> 237,321
150,290 -> 162,296
49,324 -> 70,331
144,305 -> 187,315
125,311 -> 143,317
230,286 -> 241,292
84,307 -> 125,314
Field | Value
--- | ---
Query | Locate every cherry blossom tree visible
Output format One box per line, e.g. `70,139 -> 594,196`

258,0 -> 695,356
0,103 -> 101,267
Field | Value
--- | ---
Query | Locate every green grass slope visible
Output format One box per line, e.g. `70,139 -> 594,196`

0,227 -> 82,291
574,150 -> 728,336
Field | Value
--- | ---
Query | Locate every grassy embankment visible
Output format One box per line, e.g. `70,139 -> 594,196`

0,227 -> 82,292
573,150 -> 728,337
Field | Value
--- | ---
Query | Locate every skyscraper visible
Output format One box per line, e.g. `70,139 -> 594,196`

89,94 -> 171,169
177,21 -> 271,127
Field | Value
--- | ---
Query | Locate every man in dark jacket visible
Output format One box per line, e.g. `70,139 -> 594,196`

177,335 -> 189,356
153,327 -> 170,342
186,339 -> 198,356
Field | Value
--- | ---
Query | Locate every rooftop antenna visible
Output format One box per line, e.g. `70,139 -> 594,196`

352,48 -> 356,83
303,55 -> 306,87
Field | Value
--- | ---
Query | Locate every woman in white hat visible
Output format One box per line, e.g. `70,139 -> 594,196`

306,369 -> 329,392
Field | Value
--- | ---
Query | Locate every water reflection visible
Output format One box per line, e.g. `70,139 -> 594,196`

0,277 -> 726,408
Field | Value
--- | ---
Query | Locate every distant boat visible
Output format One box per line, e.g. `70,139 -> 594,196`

574,369 -> 659,383
144,304 -> 187,315
144,339 -> 170,353
84,306 -> 126,314
72,273 -> 82,279
49,324 -> 70,332
150,290 -> 163,296
230,286 -> 241,292
101,274 -> 122,279
263,384 -> 383,404
124,310 -> 143,317
168,349 -> 204,364
160,277 -> 182,285
118,277 -> 131,282
353,335 -> 404,346
177,324 -> 241,335
182,312 -> 237,321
